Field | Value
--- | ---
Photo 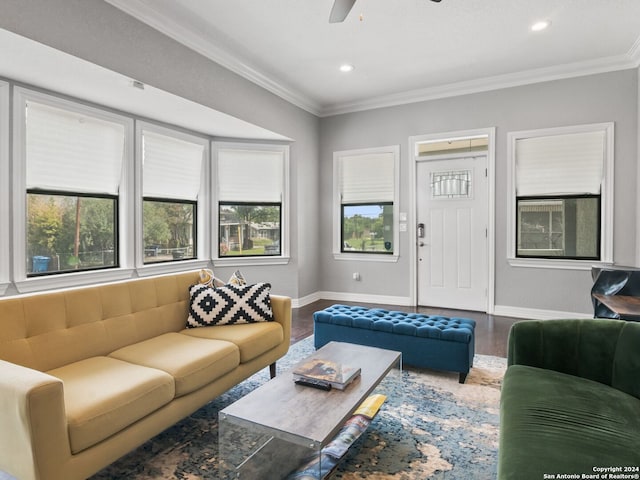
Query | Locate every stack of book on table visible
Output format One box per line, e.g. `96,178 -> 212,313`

292,358 -> 361,390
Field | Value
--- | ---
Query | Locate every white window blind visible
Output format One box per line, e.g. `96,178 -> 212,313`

516,131 -> 605,196
218,149 -> 284,202
339,152 -> 394,204
25,101 -> 125,195
143,130 -> 204,201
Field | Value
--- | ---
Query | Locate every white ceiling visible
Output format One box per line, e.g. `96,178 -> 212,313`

106,0 -> 640,117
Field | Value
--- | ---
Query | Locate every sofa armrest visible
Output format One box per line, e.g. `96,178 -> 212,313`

507,318 -> 640,395
270,294 -> 292,345
0,360 -> 70,480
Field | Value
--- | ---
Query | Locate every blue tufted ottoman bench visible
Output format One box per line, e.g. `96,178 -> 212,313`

313,305 -> 476,383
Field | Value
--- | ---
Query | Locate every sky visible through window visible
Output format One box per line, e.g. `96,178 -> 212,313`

344,204 -> 383,218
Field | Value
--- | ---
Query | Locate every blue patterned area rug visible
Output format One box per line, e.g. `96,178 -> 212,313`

91,337 -> 505,480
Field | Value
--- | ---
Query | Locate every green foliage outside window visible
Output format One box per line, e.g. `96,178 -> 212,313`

143,200 -> 196,263
27,192 -> 116,274
219,203 -> 281,257
341,203 -> 393,253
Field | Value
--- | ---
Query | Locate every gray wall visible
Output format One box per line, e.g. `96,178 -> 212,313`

1,0 -> 638,315
0,0 -> 321,299
319,70 -> 639,315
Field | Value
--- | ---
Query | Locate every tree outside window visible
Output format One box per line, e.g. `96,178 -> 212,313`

27,192 -> 116,274
341,203 -> 393,253
218,203 -> 281,257
143,199 -> 196,263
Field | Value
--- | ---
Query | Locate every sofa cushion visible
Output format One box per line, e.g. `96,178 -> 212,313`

47,356 -> 174,454
186,282 -> 273,327
499,364 -> 640,479
109,333 -> 239,397
182,322 -> 284,363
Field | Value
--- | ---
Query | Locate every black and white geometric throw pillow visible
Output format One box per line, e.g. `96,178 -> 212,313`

186,282 -> 273,328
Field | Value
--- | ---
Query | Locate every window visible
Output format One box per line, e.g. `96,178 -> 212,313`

139,126 -> 206,264
215,144 -> 289,260
143,200 -> 196,261
7,81 -> 293,293
341,203 -> 394,253
18,94 -> 128,276
334,146 -> 399,258
517,196 -> 600,259
430,170 -> 472,198
508,124 -> 613,265
219,203 -> 281,256
0,81 -> 9,292
27,192 -> 117,273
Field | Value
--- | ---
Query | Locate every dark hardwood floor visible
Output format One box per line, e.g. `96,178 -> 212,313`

290,300 -> 521,358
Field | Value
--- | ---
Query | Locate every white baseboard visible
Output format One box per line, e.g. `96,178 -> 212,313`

291,291 -> 322,309
293,291 -> 411,309
492,304 -> 593,320
292,293 -> 593,320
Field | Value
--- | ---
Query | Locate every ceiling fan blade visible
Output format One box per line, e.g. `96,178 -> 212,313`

329,0 -> 357,23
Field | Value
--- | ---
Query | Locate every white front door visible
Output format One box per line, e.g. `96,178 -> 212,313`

416,156 -> 488,311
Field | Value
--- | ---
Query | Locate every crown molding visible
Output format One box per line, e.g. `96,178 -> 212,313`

105,1 -> 640,119
628,33 -> 640,67
104,0 -> 323,116
319,52 -> 640,117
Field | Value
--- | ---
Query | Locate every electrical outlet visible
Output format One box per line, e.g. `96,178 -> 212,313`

352,272 -> 360,281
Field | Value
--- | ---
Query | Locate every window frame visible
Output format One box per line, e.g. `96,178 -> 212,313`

12,87 -> 135,292
135,121 -> 210,274
26,190 -> 120,276
218,201 -> 282,258
516,194 -> 601,260
507,123 -> 614,270
212,142 -> 290,267
333,145 -> 400,262
141,197 -> 198,265
3,81 -> 294,296
0,81 -> 9,294
340,202 -> 394,255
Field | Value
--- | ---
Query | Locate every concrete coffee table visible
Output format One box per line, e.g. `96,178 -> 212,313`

219,341 -> 401,479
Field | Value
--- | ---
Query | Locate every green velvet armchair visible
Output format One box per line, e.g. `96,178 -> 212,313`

498,319 -> 640,479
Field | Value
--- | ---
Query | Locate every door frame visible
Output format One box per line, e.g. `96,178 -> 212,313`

408,127 -> 496,313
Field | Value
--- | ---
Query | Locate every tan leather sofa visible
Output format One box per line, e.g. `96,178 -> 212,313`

0,271 -> 291,480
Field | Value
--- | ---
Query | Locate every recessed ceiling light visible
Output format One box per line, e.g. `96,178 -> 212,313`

339,64 -> 355,73
531,20 -> 551,32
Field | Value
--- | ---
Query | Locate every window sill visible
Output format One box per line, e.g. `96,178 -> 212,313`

15,268 -> 136,294
508,257 -> 613,271
137,259 -> 210,277
10,256 -> 289,296
333,253 -> 399,263
214,256 -> 290,267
